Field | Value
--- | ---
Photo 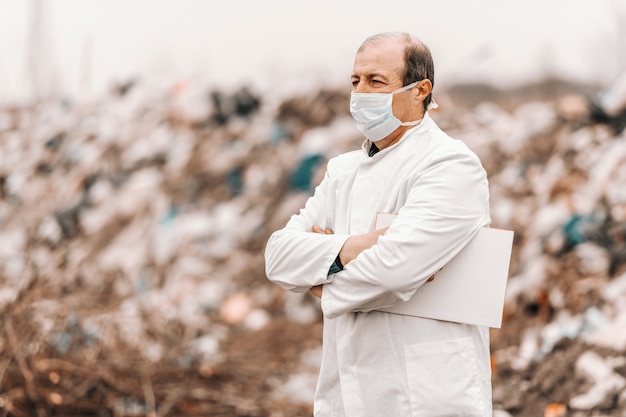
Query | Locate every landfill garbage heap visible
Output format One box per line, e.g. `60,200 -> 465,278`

0,76 -> 625,417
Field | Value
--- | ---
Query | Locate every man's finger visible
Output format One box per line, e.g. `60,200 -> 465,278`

310,285 -> 323,298
311,225 -> 334,234
311,225 -> 324,233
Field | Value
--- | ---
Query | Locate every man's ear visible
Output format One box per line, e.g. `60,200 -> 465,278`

414,79 -> 433,103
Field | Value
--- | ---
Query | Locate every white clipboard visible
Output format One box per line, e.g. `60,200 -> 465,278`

375,213 -> 514,328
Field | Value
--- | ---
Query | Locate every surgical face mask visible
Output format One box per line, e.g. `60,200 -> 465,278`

350,81 -> 437,142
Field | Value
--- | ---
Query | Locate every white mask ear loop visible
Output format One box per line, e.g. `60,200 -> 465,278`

396,80 -> 437,111
392,80 -> 420,94
427,98 -> 439,110
395,81 -> 430,127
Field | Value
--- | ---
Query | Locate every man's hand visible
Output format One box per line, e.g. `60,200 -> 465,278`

307,224 -> 388,298
310,224 -> 388,266
310,285 -> 323,299
339,227 -> 388,266
311,225 -> 334,235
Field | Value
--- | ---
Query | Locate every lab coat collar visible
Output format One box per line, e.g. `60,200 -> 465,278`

360,112 -> 434,157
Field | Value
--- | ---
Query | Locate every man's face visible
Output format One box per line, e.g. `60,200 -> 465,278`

351,37 -> 420,124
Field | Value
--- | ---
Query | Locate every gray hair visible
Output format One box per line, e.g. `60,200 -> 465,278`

358,32 -> 435,109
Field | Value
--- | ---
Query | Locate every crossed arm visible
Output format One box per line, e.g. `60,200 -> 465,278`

308,225 -> 387,298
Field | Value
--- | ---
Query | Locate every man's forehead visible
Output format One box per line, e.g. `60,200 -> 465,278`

353,49 -> 404,79
353,38 -> 405,74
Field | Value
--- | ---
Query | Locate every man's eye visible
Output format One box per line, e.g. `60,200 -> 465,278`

352,80 -> 359,87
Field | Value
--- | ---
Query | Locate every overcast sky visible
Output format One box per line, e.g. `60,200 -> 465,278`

1,0 -> 625,103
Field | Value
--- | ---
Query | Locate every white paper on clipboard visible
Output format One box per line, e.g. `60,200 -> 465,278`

374,213 -> 514,328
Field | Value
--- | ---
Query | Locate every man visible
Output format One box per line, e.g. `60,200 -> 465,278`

265,32 -> 492,417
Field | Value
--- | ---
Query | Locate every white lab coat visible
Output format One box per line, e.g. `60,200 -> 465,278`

265,113 -> 493,417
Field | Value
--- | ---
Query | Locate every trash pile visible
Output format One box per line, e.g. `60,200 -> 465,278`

0,78 -> 358,417
0,72 -> 625,416
441,76 -> 626,417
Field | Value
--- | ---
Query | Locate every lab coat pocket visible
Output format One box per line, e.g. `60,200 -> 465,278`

404,337 -> 484,417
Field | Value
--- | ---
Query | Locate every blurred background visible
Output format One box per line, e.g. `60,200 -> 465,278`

2,0 -> 626,103
1,0 -> 626,416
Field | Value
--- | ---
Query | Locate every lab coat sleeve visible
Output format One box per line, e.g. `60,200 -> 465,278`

321,147 -> 491,318
264,169 -> 350,293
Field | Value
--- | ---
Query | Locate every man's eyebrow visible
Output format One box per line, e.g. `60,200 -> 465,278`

351,72 -> 390,81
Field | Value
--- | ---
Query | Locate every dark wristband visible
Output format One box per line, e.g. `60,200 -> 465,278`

327,255 -> 344,275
